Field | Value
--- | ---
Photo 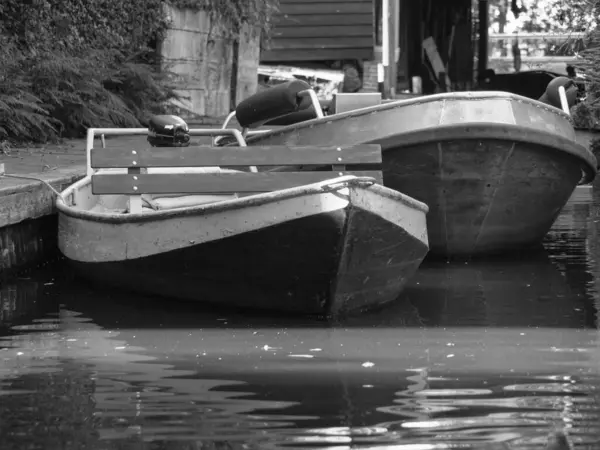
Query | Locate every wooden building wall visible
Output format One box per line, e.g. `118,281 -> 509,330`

160,6 -> 261,118
261,0 -> 375,62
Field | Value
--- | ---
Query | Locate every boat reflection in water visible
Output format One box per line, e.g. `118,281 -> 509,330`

385,249 -> 597,329
1,248 -> 599,449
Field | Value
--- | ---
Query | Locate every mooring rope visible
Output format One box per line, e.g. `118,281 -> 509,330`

0,171 -> 67,204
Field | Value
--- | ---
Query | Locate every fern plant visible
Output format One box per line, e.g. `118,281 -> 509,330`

0,40 -> 61,144
1,44 -> 181,142
1,0 -> 278,144
571,39 -> 600,129
569,24 -> 600,162
0,0 -> 180,143
102,50 -> 182,126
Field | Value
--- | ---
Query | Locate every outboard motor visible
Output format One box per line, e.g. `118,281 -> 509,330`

147,115 -> 191,147
477,69 -> 557,100
538,76 -> 579,111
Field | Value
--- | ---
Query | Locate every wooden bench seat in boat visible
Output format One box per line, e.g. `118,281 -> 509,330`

90,144 -> 383,214
89,167 -> 243,213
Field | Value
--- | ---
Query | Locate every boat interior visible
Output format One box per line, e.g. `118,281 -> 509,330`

67,168 -> 242,216
61,75 -> 582,217
61,88 -> 384,217
253,75 -> 575,126
214,75 -> 577,147
64,81 -> 328,216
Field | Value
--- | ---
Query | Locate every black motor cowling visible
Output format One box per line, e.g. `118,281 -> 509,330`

538,76 -> 579,111
147,115 -> 191,147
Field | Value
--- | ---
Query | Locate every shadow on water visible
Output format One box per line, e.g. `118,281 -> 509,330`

1,187 -> 600,448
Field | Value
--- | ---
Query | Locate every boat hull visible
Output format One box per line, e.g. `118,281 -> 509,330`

58,180 -> 428,316
382,124 -> 586,256
242,92 -> 598,257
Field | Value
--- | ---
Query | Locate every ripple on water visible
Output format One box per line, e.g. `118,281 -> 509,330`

2,187 -> 600,449
412,389 -> 494,397
2,314 -> 600,449
503,382 -> 596,394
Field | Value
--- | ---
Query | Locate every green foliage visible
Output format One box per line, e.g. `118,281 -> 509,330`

571,97 -> 600,129
489,0 -> 598,33
0,38 -> 60,143
558,1 -> 600,129
572,25 -> 600,129
590,136 -> 600,155
1,0 -> 278,144
0,0 -> 169,53
486,0 -> 600,129
514,0 -> 597,32
0,46 -> 180,143
169,0 -> 279,37
0,0 -> 177,143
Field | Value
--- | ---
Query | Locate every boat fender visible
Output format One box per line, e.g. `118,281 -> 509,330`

263,98 -> 332,126
263,106 -> 319,126
147,115 -> 191,147
235,79 -> 313,129
538,76 -> 578,110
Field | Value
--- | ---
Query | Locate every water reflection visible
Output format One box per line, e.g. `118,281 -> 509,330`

0,267 -> 59,331
399,251 -> 597,329
1,309 -> 599,448
0,186 -> 599,448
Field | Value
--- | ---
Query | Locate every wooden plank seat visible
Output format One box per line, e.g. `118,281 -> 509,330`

90,144 -> 383,213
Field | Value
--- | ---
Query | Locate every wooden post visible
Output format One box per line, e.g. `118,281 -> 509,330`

382,0 -> 399,99
382,0 -> 390,98
388,0 -> 399,98
230,39 -> 239,110
478,0 -> 489,78
236,25 -> 261,104
438,71 -> 447,92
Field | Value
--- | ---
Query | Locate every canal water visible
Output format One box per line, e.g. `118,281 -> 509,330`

1,187 -> 600,449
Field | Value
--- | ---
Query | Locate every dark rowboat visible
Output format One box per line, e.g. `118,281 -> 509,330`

221,80 -> 597,257
56,125 -> 429,316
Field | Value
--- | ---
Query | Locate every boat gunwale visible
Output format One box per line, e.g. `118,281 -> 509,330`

243,90 -> 574,146
385,122 -> 598,184
56,175 -> 429,225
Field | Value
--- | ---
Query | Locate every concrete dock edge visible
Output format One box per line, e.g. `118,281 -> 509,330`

0,166 -> 85,274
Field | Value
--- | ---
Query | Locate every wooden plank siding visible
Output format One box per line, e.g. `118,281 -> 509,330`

261,0 -> 375,62
160,7 -> 261,118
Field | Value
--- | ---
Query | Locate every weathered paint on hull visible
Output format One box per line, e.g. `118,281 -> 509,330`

58,180 -> 429,316
384,140 -> 583,256
241,92 -> 598,257
65,207 -> 427,316
68,210 -> 344,315
333,201 -> 428,314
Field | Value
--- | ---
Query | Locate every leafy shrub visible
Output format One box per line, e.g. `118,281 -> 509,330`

568,3 -> 600,129
174,0 -> 280,38
0,39 -> 60,143
0,45 -> 181,143
0,0 -> 277,144
0,0 -> 175,143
